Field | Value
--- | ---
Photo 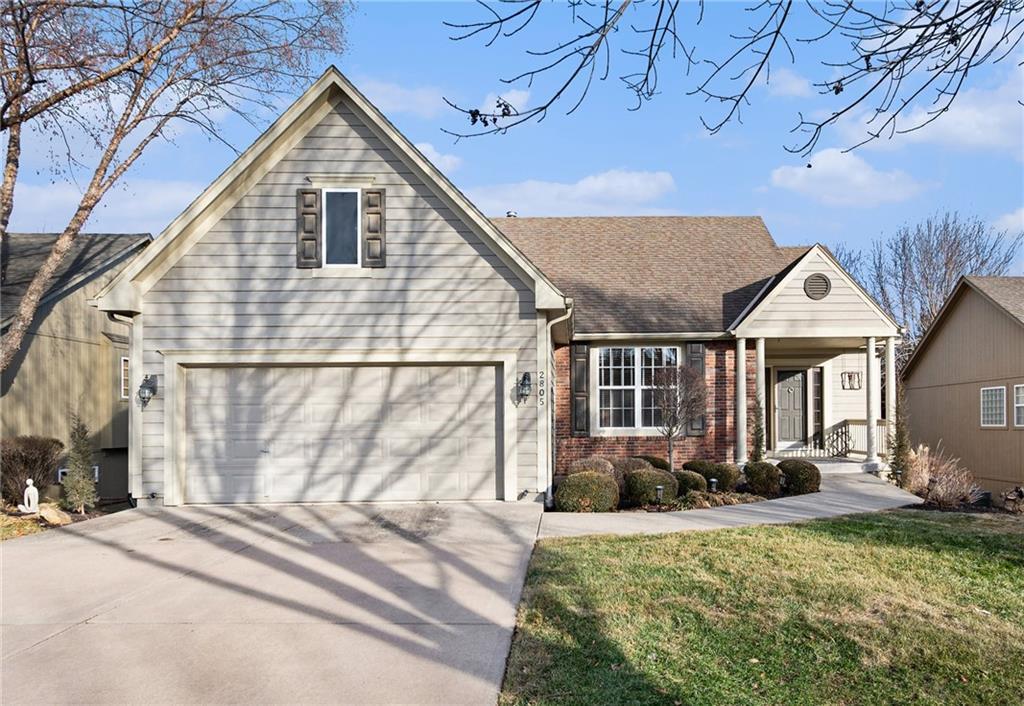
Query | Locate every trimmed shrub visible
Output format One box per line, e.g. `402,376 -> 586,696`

682,459 -> 716,476
777,459 -> 821,495
635,455 -> 670,471
687,461 -> 741,492
672,470 -> 707,494
1,436 -> 63,504
623,468 -> 679,507
612,457 -> 653,474
567,456 -> 614,475
744,461 -> 782,498
567,455 -> 623,491
553,471 -> 619,512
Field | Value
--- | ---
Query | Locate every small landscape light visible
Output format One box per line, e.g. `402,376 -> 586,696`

710,478 -> 718,493
655,485 -> 664,504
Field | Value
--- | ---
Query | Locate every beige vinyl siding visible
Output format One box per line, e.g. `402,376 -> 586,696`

741,250 -> 895,338
138,95 -> 540,499
905,287 -> 1024,493
830,351 -> 872,423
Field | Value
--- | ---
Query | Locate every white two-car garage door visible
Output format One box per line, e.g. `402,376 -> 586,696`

185,365 -> 500,503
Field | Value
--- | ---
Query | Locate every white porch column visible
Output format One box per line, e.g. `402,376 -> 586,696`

865,336 -> 879,465
735,337 -> 748,464
885,336 -> 896,430
755,338 -> 766,454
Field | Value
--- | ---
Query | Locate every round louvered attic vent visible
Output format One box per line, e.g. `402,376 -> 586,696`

803,273 -> 831,300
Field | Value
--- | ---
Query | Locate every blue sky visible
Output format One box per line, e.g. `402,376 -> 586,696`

11,2 -> 1024,270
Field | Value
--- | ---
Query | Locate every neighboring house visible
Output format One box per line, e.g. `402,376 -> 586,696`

903,276 -> 1024,495
2,232 -> 151,499
93,67 -> 901,506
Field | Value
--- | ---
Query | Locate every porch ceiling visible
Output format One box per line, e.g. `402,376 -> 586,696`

763,336 -> 869,352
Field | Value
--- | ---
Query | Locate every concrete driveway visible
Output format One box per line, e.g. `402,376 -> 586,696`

2,501 -> 543,705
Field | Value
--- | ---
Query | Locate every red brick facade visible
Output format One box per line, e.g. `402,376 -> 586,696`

553,342 -> 757,473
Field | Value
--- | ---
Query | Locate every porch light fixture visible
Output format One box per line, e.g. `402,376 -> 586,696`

516,372 -> 532,403
138,375 -> 158,407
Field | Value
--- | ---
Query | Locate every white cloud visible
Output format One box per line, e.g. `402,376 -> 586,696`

358,79 -> 445,119
9,178 -> 203,233
414,142 -> 462,173
767,68 -> 813,98
770,148 -> 928,206
466,169 -> 676,216
994,207 -> 1024,233
837,64 -> 1023,154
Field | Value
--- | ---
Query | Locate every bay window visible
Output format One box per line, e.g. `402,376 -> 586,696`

598,346 -> 679,429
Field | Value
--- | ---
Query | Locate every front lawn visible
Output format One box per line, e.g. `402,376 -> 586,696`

502,510 -> 1024,705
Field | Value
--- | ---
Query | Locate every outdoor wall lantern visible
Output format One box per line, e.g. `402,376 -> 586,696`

516,372 -> 532,403
138,375 -> 158,407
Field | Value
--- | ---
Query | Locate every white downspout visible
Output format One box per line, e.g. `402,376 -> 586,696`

544,299 -> 574,507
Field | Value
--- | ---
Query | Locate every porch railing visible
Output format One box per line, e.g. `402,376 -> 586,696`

844,419 -> 889,458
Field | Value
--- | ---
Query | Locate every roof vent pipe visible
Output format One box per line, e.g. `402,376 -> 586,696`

506,210 -> 517,218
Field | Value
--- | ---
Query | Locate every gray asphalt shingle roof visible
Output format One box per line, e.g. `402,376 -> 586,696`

1,233 -> 150,326
495,216 -> 808,333
967,275 -> 1024,325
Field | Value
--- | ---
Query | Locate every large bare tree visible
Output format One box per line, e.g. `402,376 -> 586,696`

650,363 -> 706,473
0,0 -> 347,372
844,211 -> 1022,366
443,0 -> 1023,152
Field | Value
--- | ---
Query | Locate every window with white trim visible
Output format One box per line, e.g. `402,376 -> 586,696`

119,356 -> 130,400
598,346 -> 679,428
1014,384 -> 1024,427
322,188 -> 360,266
980,386 -> 1006,427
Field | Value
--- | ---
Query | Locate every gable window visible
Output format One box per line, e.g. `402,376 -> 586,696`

597,346 -> 679,429
980,386 -> 1006,427
1015,384 -> 1024,427
119,356 -> 130,400
322,188 -> 360,266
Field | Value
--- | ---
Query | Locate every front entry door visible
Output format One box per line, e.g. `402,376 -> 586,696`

776,370 -> 806,446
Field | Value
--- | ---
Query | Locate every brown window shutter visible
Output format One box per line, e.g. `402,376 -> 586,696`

362,188 -> 386,268
686,342 -> 707,436
296,189 -> 321,268
570,343 -> 589,437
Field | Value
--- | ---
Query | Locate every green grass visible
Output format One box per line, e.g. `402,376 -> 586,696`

501,510 -> 1024,706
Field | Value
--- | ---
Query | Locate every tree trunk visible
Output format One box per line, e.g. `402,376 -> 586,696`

667,434 -> 675,474
0,197 -> 96,372
1,114 -> 22,240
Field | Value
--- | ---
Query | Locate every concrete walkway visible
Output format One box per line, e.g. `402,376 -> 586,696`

2,502 -> 542,705
539,472 -> 921,538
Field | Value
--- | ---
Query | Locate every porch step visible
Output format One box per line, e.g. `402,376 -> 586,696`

766,457 -> 881,475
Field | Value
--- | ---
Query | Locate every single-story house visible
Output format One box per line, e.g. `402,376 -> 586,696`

2,232 -> 151,500
903,276 -> 1024,495
93,67 -> 901,506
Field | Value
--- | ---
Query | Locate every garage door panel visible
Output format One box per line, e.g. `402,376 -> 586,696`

185,364 -> 500,503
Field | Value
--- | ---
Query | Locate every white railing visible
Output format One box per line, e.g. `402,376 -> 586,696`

844,419 -> 889,458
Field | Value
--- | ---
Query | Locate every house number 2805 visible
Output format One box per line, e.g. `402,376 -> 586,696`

537,371 -> 545,406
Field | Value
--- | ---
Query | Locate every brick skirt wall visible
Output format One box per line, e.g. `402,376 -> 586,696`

552,342 -> 756,473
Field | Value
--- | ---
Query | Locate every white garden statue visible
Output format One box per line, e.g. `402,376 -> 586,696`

17,479 -> 39,515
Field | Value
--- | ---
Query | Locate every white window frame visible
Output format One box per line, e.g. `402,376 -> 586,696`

980,386 -> 1006,428
591,345 -> 681,435
119,356 -> 130,400
1014,384 -> 1024,428
321,187 -> 361,268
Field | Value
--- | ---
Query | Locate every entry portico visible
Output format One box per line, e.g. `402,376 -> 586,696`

731,245 -> 901,469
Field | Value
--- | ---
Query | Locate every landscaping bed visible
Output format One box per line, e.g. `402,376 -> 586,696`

501,509 -> 1024,705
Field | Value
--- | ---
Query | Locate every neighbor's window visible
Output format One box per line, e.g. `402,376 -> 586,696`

980,386 -> 1006,427
597,346 -> 679,428
1015,384 -> 1024,427
119,357 -> 130,400
322,188 -> 360,266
